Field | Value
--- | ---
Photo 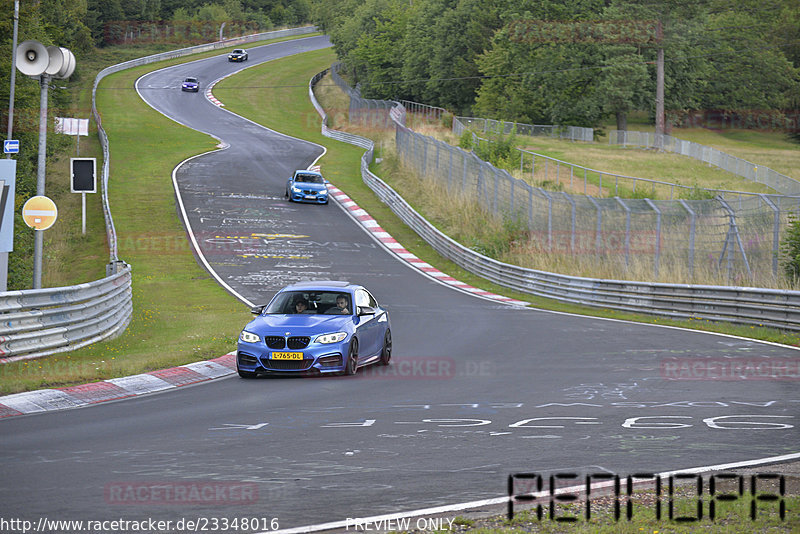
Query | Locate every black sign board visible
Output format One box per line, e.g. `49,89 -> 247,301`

71,158 -> 96,193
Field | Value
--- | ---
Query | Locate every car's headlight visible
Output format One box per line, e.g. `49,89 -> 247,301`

291,185 -> 301,192
315,332 -> 347,344
239,331 -> 260,343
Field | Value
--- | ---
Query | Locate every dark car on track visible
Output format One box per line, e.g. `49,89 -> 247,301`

285,169 -> 329,204
228,49 -> 248,62
181,77 -> 200,92
236,281 -> 392,378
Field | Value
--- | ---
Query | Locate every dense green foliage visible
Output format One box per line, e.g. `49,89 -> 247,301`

313,0 -> 800,127
86,0 -> 311,46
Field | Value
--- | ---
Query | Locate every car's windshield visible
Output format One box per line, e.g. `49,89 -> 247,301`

295,174 -> 323,184
265,291 -> 351,315
233,50 -> 244,54
184,78 -> 197,83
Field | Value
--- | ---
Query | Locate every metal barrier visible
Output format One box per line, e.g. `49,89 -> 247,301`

0,267 -> 132,362
0,27 -> 319,363
310,68 -> 800,331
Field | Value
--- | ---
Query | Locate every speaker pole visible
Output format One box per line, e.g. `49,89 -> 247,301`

32,73 -> 49,289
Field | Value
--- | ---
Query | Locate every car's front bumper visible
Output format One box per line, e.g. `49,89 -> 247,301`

237,342 -> 347,375
228,57 -> 246,62
288,190 -> 329,204
181,86 -> 199,92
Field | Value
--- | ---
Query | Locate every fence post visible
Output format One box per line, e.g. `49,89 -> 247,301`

759,194 -> 780,278
644,199 -> 662,278
716,196 -> 752,282
563,191 -> 576,252
540,188 -> 553,251
588,196 -> 602,257
678,199 -> 696,279
615,197 -> 631,268
448,148 -> 453,192
584,168 -> 587,195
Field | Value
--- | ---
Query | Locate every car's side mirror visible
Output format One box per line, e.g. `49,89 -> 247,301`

358,306 -> 375,316
250,305 -> 265,315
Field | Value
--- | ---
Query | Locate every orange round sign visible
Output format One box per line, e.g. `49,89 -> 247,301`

22,196 -> 58,230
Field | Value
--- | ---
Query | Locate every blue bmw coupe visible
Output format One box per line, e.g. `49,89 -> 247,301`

285,169 -> 329,204
236,281 -> 392,378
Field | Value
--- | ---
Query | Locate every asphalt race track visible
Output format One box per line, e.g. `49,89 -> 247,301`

1,35 -> 799,532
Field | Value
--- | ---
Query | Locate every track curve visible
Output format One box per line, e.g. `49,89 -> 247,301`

1,36 -> 799,531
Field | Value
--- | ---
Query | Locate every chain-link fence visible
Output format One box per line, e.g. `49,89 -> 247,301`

331,64 -> 800,285
609,130 -> 800,196
454,117 -> 593,143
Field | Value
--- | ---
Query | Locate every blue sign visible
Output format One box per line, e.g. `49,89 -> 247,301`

3,140 -> 19,154
0,160 -> 16,252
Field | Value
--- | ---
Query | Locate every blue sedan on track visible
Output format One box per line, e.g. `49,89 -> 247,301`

181,77 -> 200,92
236,281 -> 392,378
285,169 -> 329,204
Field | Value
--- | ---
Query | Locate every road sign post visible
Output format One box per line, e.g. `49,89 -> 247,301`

70,157 -> 96,235
22,196 -> 58,231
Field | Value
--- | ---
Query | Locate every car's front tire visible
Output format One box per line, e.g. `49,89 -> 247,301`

379,330 -> 392,366
344,339 -> 359,376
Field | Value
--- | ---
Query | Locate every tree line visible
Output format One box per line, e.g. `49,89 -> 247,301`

312,0 -> 800,132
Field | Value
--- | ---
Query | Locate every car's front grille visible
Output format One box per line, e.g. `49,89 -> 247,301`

261,358 -> 314,371
265,336 -> 285,349
287,336 -> 310,349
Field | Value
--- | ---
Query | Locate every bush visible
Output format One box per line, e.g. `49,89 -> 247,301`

459,130 -> 474,150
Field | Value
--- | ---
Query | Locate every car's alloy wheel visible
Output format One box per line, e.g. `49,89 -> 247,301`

344,339 -> 358,376
379,330 -> 392,366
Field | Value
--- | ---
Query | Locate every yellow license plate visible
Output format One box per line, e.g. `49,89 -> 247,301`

272,352 -> 303,360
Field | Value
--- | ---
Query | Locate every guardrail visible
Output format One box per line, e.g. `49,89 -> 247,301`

310,68 -> 800,332
0,266 -> 132,362
0,27 -> 319,364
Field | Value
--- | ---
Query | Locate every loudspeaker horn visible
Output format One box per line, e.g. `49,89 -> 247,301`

57,48 -> 76,79
44,45 -> 64,76
15,40 -> 48,76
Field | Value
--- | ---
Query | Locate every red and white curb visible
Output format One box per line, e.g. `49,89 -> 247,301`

327,185 -> 528,307
0,353 -> 236,419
